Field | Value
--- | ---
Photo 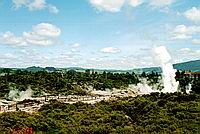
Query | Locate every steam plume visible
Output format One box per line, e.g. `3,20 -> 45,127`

154,46 -> 179,93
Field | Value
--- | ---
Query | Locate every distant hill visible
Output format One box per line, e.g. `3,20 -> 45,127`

136,60 -> 200,73
133,67 -> 162,74
0,59 -> 199,73
45,67 -> 57,72
25,66 -> 57,72
61,59 -> 200,74
26,66 -> 45,72
173,60 -> 200,72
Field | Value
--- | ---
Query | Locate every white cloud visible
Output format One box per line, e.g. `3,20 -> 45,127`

172,25 -> 200,40
89,0 -> 175,12
100,47 -> 121,53
27,0 -> 46,11
192,39 -> 200,45
12,0 -> 59,14
1,48 -> 80,68
179,48 -> 191,53
178,48 -> 200,57
184,7 -> 200,22
0,23 -> 61,46
0,53 -> 19,67
89,0 -> 144,12
12,0 -> 29,9
70,43 -> 81,52
71,43 -> 81,48
173,25 -> 200,34
0,53 -> 16,60
172,34 -> 192,40
48,4 -> 59,14
24,33 -> 58,46
82,54 -> 155,69
150,0 -> 175,7
32,23 -> 61,37
172,48 -> 200,63
0,31 -> 27,46
128,0 -> 144,7
90,0 -> 125,12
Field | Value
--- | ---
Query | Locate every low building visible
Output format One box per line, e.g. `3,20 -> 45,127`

185,72 -> 200,80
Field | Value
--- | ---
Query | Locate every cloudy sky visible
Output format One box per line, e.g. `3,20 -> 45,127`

0,0 -> 199,69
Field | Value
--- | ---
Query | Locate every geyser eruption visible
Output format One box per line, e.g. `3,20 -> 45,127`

154,46 -> 179,93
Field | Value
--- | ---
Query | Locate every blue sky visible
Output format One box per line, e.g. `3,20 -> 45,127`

0,0 -> 199,69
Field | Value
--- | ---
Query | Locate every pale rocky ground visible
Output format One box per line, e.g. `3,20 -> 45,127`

0,84 -> 156,113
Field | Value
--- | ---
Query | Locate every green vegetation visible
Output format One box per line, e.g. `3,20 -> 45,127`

1,59 -> 200,74
0,93 -> 200,133
0,68 -> 200,97
175,70 -> 192,92
191,80 -> 200,94
0,69 -> 144,97
0,67 -> 200,133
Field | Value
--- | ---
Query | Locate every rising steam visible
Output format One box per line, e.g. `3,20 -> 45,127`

8,87 -> 33,101
154,46 -> 179,93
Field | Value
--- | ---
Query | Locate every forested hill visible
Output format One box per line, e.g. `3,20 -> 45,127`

0,59 -> 199,73
134,59 -> 200,73
28,59 -> 200,73
173,59 -> 200,72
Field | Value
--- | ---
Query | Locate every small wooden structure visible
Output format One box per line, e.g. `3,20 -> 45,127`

185,72 -> 200,80
0,103 -> 8,112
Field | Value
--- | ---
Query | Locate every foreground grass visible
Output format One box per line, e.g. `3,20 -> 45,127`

0,92 -> 200,134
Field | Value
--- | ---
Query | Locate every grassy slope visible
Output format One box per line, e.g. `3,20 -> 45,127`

0,93 -> 200,134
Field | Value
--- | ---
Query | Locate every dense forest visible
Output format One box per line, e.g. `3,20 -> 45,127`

0,69 -> 200,133
0,69 -> 161,98
0,93 -> 200,133
0,68 -> 199,98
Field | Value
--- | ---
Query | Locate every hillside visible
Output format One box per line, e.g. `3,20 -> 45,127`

0,59 -> 199,73
135,59 -> 200,73
1,93 -> 200,133
26,66 -> 45,72
173,60 -> 200,72
25,66 -> 57,72
63,59 -> 200,73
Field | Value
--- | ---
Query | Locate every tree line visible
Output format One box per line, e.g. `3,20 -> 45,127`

0,68 -> 199,98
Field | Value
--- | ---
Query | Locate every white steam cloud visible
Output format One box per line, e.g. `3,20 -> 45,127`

154,46 -> 179,93
8,88 -> 33,101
